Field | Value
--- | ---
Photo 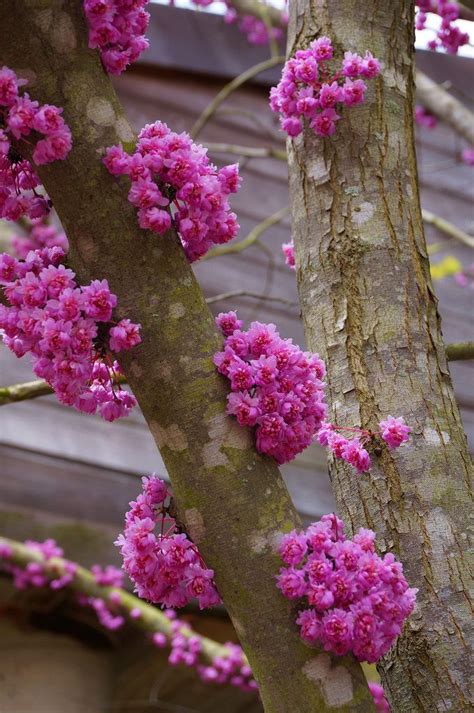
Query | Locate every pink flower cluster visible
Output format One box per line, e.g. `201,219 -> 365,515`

0,538 -> 126,631
282,240 -> 295,269
11,219 -> 69,259
416,1 -> 469,54
415,105 -> 438,130
224,6 -> 284,46
0,537 -> 257,692
91,563 -> 124,587
214,311 -> 327,463
270,37 -> 381,138
4,539 -> 77,591
83,0 -> 150,75
197,640 -> 257,692
104,121 -> 241,262
0,247 -> 140,420
369,683 -> 391,712
152,609 -> 256,691
462,149 -> 474,166
276,514 -> 417,663
318,416 -> 411,474
116,475 -> 221,609
0,66 -> 72,222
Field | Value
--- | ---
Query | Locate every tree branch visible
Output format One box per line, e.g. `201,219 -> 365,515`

0,3 -> 373,711
416,70 -> 474,145
206,142 -> 287,161
190,55 -> 284,139
422,209 -> 474,249
287,1 -> 473,710
445,341 -> 474,361
0,536 -> 231,664
204,206 -> 290,259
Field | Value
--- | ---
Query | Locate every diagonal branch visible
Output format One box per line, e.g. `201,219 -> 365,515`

0,536 -> 231,664
416,70 -> 474,145
190,55 -> 284,139
204,206 -> 290,259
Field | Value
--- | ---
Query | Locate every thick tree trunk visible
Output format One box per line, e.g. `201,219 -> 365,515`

287,1 -> 473,711
0,2 -> 375,710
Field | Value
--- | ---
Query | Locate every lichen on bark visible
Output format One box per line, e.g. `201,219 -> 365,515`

0,1 -> 376,710
287,1 -> 473,711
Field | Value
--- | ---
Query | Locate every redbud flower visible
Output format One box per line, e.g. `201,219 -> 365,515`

0,247 -> 140,420
116,475 -> 221,610
277,516 -> 417,662
214,312 -> 327,463
379,416 -> 411,449
104,122 -> 241,262
270,38 -> 380,139
83,0 -> 151,75
0,67 -> 72,223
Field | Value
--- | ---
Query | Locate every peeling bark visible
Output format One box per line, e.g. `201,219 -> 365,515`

0,2 -> 375,710
287,1 -> 473,711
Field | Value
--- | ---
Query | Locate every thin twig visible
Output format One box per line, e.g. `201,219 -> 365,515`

205,141 -> 286,161
422,209 -> 474,249
445,342 -> 474,361
416,70 -> 474,146
0,373 -> 126,406
191,55 -> 284,139
215,107 -> 283,141
204,206 -> 290,259
205,290 -> 298,306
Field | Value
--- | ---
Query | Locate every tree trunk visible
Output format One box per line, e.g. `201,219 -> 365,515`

0,2 -> 375,710
287,1 -> 473,711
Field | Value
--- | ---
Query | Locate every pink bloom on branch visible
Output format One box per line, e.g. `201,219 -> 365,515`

379,416 -> 411,449
282,240 -> 295,269
109,318 -> 142,352
461,149 -> 474,166
311,108 -> 341,136
105,122 -> 241,262
341,438 -> 371,473
369,682 -> 391,712
277,516 -> 417,663
270,40 -> 380,139
214,312 -> 327,463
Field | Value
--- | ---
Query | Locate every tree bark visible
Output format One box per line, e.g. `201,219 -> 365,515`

0,2 -> 375,711
287,1 -> 473,712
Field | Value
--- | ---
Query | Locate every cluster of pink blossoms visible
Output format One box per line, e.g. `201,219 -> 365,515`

415,105 -> 438,130
104,121 -> 241,262
416,1 -> 469,54
11,219 -> 69,259
0,247 -> 141,420
0,537 -> 257,693
0,67 -> 72,222
277,514 -> 417,663
269,37 -> 381,138
224,5 -> 285,46
461,149 -> 474,166
153,609 -> 257,692
116,475 -> 221,609
83,0 -> 150,75
0,539 -> 126,631
2,539 -> 77,591
282,240 -> 295,269
214,311 -> 327,463
318,417 -> 411,474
